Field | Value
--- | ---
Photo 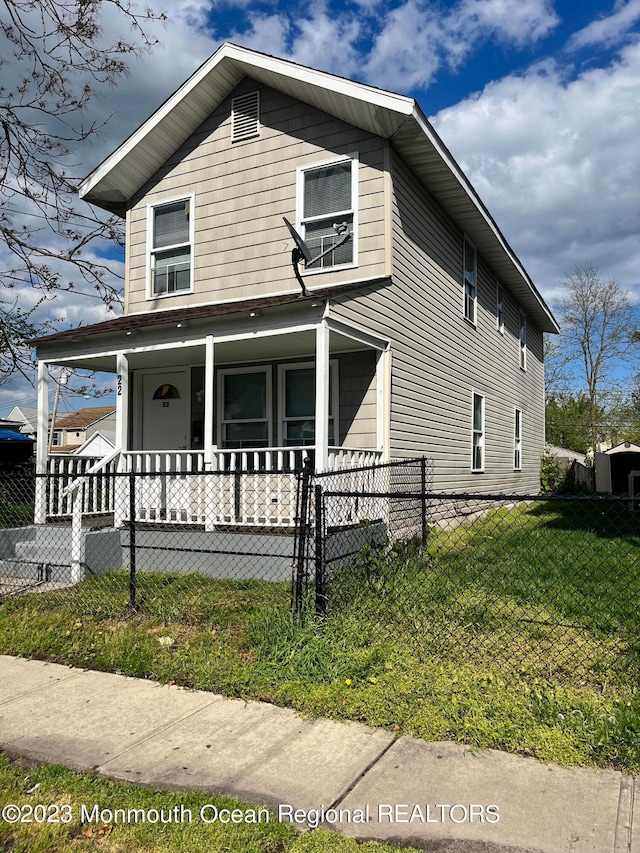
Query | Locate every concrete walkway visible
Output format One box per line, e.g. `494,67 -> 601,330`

0,655 -> 636,853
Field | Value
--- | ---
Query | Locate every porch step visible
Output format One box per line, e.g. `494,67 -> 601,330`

0,526 -> 124,587
0,558 -> 70,584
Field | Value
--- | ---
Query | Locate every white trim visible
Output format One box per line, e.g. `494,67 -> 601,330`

325,316 -> 388,351
37,322 -> 321,368
315,320 -> 330,471
217,365 -> 273,449
34,361 -> 49,523
204,336 -> 215,466
514,407 -> 523,471
277,359 -> 339,447
471,391 -> 485,473
146,192 -> 195,299
115,352 -> 129,451
296,152 -> 359,274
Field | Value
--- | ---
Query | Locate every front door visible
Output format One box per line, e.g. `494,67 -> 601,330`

141,370 -> 188,450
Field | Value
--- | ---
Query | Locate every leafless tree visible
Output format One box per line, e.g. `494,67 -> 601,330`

0,0 -> 166,383
555,263 -> 638,452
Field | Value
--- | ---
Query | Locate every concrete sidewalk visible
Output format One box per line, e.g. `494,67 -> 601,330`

0,655 -> 635,852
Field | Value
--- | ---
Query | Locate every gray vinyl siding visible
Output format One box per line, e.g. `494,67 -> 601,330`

126,78 -> 387,314
330,150 -> 545,494
336,350 -> 376,448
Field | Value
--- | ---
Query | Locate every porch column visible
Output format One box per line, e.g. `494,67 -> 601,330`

115,352 -> 129,452
204,335 -> 215,468
377,346 -> 392,462
34,360 -> 49,523
204,335 -> 216,531
315,320 -> 330,473
113,353 -> 129,528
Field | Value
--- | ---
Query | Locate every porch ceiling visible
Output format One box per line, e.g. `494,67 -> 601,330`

40,327 -> 373,373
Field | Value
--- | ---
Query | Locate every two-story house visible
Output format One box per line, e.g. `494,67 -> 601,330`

33,42 -> 558,528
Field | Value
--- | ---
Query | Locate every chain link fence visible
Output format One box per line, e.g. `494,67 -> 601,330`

318,487 -> 640,684
0,467 -> 306,619
2,461 -> 639,685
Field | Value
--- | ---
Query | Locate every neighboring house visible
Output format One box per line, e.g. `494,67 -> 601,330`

32,43 -> 558,528
50,407 -> 117,454
6,406 -> 39,437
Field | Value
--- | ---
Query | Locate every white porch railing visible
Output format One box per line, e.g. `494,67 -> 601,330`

45,446 -> 384,528
46,454 -> 120,518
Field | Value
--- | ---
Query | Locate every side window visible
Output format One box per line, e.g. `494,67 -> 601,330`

514,408 -> 522,470
519,311 -> 527,370
472,392 -> 485,472
148,196 -> 193,296
496,283 -> 504,334
463,236 -> 477,324
298,155 -> 357,269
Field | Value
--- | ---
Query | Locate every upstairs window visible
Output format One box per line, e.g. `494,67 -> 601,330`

149,196 -> 193,296
519,311 -> 527,370
496,283 -> 504,334
463,236 -> 477,324
298,155 -> 357,270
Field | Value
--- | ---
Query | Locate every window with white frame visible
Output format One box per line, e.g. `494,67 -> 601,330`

148,196 -> 193,296
463,236 -> 477,324
472,392 -> 485,472
514,408 -> 522,470
519,311 -> 527,370
279,362 -> 338,446
496,283 -> 504,334
219,367 -> 271,449
298,155 -> 357,269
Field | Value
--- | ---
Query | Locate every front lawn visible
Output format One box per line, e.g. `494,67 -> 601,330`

1,499 -> 639,772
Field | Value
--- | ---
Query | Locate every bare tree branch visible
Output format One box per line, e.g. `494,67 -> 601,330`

0,0 -> 166,383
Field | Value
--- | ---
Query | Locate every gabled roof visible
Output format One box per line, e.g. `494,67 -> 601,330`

54,406 -> 116,431
79,42 -> 558,333
604,441 -> 640,455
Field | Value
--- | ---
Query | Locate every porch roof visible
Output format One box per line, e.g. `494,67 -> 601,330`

32,280 -> 382,348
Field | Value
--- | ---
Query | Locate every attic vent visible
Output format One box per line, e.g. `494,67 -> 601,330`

232,91 -> 260,142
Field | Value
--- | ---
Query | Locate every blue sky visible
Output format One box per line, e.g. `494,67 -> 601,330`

2,0 -> 640,415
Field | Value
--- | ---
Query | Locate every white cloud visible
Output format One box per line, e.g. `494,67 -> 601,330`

363,0 -> 559,92
567,0 -> 640,51
431,40 -> 640,302
457,0 -> 559,45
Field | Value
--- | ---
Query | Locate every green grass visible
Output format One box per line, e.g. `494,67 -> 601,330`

0,754 -> 415,853
1,500 -> 640,773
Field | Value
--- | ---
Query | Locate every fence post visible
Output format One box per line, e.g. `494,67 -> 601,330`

129,470 -> 137,611
314,484 -> 325,616
421,456 -> 428,548
70,481 -> 85,584
293,458 -> 312,620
